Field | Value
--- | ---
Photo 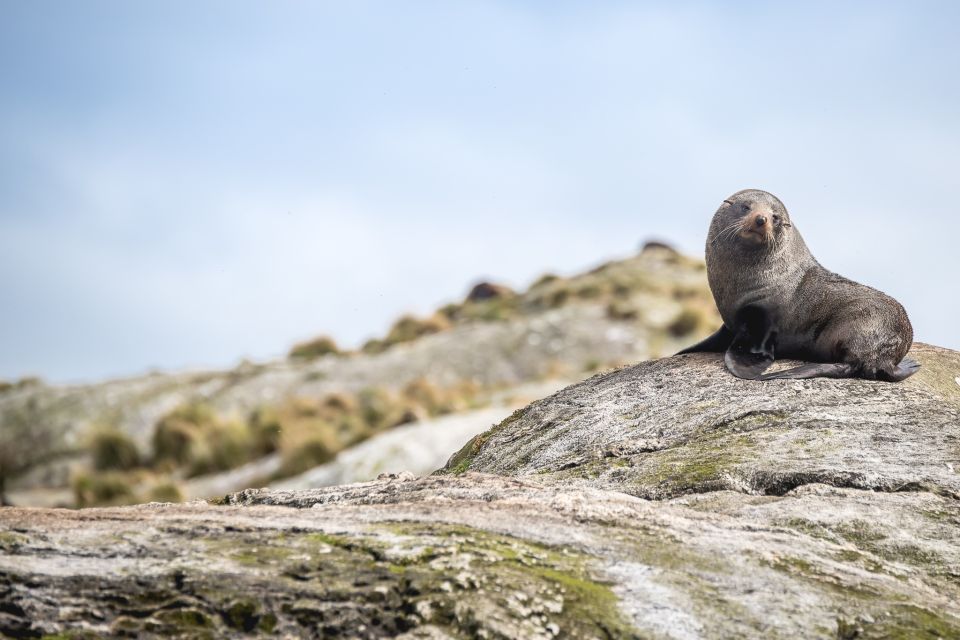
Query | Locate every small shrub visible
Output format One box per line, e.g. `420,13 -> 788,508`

574,282 -> 604,299
606,300 -> 639,321
356,387 -> 401,431
451,379 -> 484,410
148,480 -> 184,503
529,273 -> 560,289
361,338 -> 387,355
0,381 -> 12,394
288,335 -> 340,361
384,314 -> 451,346
90,427 -> 141,471
436,303 -> 463,321
152,403 -> 254,477
549,288 -> 571,307
403,378 -> 454,417
321,392 -> 356,414
73,471 -> 137,507
276,433 -> 338,478
185,419 -> 253,477
248,408 -> 282,456
459,299 -> 516,322
639,240 -> 679,256
153,406 -> 208,468
667,306 -> 707,337
0,398 -> 60,505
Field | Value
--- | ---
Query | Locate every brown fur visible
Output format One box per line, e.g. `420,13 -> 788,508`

704,189 -> 913,380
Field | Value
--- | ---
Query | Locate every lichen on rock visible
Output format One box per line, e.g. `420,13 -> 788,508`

2,344 -> 960,638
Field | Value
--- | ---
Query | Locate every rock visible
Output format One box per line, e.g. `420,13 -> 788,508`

2,344 -> 959,638
466,281 -> 516,302
639,239 -> 679,255
443,343 -> 960,499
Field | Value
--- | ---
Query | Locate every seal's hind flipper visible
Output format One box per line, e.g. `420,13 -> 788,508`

676,325 -> 733,355
878,357 -> 920,382
758,362 -> 855,380
723,305 -> 776,379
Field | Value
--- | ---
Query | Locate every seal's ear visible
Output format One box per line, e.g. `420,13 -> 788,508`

722,199 -> 733,206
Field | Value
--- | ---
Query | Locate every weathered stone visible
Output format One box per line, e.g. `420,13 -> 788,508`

1,343 -> 959,638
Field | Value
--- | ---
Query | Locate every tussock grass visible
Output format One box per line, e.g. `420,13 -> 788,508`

73,471 -> 137,507
89,427 -> 141,471
288,335 -> 340,361
667,305 -> 710,337
152,403 -> 253,477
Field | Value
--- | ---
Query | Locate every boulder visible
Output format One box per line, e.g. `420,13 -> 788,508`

1,344 -> 958,638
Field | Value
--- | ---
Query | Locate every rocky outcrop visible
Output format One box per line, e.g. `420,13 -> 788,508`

2,344 -> 959,638
444,343 -> 960,500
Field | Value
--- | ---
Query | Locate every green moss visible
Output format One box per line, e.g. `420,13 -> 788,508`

0,531 -> 27,550
634,434 -> 755,495
874,604 -> 960,639
779,517 -> 953,581
441,407 -> 527,475
920,507 -> 960,524
222,599 -> 260,632
200,522 -> 637,638
715,410 -> 789,432
302,531 -> 353,549
155,609 -> 211,628
257,613 -> 277,633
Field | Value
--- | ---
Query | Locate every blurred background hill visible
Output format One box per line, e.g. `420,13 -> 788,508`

1,242 -> 718,506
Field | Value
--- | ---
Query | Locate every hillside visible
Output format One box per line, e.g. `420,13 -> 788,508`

0,242 -> 719,507
2,343 -> 957,638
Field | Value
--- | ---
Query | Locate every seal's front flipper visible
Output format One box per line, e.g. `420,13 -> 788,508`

676,325 -> 733,355
759,362 -> 855,380
724,305 -> 776,379
725,349 -> 774,379
878,357 -> 920,382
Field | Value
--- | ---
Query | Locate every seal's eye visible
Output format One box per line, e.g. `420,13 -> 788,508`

740,203 -> 750,212
772,214 -> 781,224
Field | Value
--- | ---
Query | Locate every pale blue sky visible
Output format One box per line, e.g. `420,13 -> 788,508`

2,1 -> 958,382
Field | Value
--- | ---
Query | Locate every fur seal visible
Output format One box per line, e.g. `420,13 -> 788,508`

678,189 -> 919,382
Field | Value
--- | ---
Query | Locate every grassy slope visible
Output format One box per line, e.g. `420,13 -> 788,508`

1,244 -> 719,506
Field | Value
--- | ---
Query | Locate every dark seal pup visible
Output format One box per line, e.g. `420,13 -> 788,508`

678,189 -> 919,382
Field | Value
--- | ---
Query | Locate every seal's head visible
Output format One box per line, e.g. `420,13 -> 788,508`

710,189 -> 792,249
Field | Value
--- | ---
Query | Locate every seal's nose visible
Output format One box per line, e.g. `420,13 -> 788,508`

755,215 -> 767,227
